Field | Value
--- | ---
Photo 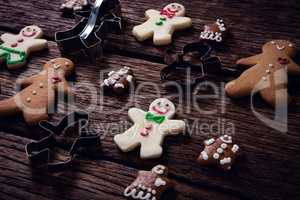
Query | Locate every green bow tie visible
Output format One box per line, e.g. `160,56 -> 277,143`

145,112 -> 166,124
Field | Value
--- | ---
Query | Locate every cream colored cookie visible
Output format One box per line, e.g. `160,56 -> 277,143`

132,3 -> 192,46
0,25 -> 48,69
114,98 -> 186,159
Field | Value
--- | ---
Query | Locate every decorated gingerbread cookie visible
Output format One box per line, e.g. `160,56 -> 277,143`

124,165 -> 172,200
197,135 -> 240,171
60,0 -> 91,14
0,58 -> 74,125
132,3 -> 192,46
101,66 -> 135,94
225,40 -> 300,107
114,98 -> 186,159
0,25 -> 48,69
200,19 -> 227,43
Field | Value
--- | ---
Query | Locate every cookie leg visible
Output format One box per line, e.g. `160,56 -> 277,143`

153,30 -> 172,46
225,65 -> 261,97
140,143 -> 163,159
132,22 -> 154,42
0,98 -> 21,116
23,109 -> 49,125
114,129 -> 140,152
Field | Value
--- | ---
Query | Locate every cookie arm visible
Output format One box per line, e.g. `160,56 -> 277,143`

145,9 -> 160,19
128,108 -> 146,123
287,59 -> 300,76
170,17 -> 192,30
16,76 -> 37,88
28,39 -> 48,52
160,119 -> 186,135
0,33 -> 17,42
237,54 -> 261,66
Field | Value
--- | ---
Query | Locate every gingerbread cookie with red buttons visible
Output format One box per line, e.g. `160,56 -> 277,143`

225,40 -> 300,107
101,66 -> 135,94
197,135 -> 240,171
124,165 -> 173,200
0,25 -> 48,69
0,58 -> 74,125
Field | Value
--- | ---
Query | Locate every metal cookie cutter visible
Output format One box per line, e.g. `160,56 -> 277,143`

161,42 -> 222,86
25,111 -> 100,172
55,0 -> 122,60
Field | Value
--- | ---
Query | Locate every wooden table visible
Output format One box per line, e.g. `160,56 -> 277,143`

0,0 -> 299,199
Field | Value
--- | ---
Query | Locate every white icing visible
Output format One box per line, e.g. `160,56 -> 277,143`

152,165 -> 165,175
221,143 -> 227,149
104,78 -> 116,86
231,144 -> 239,153
26,97 -> 31,103
213,153 -> 220,160
108,71 -> 115,76
154,178 -> 166,187
289,43 -> 293,47
152,190 -> 156,195
114,83 -> 125,89
204,138 -> 215,146
217,148 -> 223,154
201,151 -> 208,160
266,69 -> 270,74
220,157 -> 231,165
269,63 -> 273,67
220,135 -> 232,144
262,76 -> 267,81
39,83 -> 44,88
276,44 -> 285,51
126,75 -> 133,82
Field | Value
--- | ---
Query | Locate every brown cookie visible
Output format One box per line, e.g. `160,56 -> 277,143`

200,19 -> 227,43
101,66 -> 135,94
0,58 -> 74,125
225,40 -> 300,107
197,135 -> 240,171
124,165 -> 172,200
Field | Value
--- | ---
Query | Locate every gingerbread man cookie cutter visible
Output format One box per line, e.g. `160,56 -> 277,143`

0,58 -> 74,125
132,3 -> 192,46
0,25 -> 48,69
225,40 -> 300,107
161,42 -> 222,86
55,0 -> 122,60
25,111 -> 100,172
197,135 -> 240,171
124,165 -> 173,200
114,98 -> 186,159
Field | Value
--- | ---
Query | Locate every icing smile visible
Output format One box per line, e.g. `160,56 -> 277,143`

276,44 -> 285,50
152,105 -> 170,115
22,30 -> 37,37
167,8 -> 178,13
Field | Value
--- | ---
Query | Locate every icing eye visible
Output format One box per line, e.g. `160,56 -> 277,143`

165,103 -> 169,107
157,102 -> 161,106
171,4 -> 176,8
289,43 -> 293,47
33,29 -> 36,32
177,6 -> 182,10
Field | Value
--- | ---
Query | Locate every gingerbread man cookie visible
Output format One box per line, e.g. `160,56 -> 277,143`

132,3 -> 192,46
0,58 -> 74,125
124,165 -> 172,200
197,135 -> 240,171
101,66 -> 135,94
225,40 -> 300,107
0,25 -> 48,69
114,98 -> 185,159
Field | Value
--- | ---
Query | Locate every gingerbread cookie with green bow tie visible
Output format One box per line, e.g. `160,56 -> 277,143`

114,98 -> 186,159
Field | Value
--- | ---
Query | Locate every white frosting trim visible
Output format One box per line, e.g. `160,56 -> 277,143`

152,165 -> 165,175
201,151 -> 208,160
204,138 -> 215,146
220,157 -> 231,165
231,144 -> 239,153
154,178 -> 166,187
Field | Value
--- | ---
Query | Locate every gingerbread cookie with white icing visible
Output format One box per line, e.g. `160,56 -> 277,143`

225,40 -> 300,107
197,135 -> 240,171
114,98 -> 186,159
0,58 -> 74,125
101,66 -> 135,94
132,3 -> 192,46
200,19 -> 227,43
0,25 -> 48,69
124,165 -> 172,200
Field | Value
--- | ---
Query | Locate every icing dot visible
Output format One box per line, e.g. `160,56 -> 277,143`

266,69 -> 270,74
201,151 -> 208,160
39,83 -> 44,88
232,144 -> 239,153
213,153 -> 220,159
138,184 -> 142,188
217,148 -> 224,154
262,76 -> 267,81
268,64 -> 273,68
133,183 -> 137,187
205,138 -> 215,146
271,41 -> 275,44
26,97 -> 31,103
289,43 -> 293,47
32,90 -> 37,95
142,185 -> 146,190
221,143 -> 227,149
11,43 -> 18,47
156,21 -> 163,26
147,188 -> 152,192
152,190 -> 156,195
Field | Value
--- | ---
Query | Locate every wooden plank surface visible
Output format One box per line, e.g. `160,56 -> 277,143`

0,0 -> 300,200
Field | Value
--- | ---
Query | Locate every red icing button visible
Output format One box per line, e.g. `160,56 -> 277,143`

18,38 -> 24,43
278,57 -> 290,65
11,43 -> 18,47
140,128 -> 150,137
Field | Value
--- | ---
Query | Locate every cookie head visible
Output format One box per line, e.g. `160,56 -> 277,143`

149,98 -> 176,118
263,40 -> 296,56
164,3 -> 186,17
45,58 -> 74,76
20,25 -> 43,38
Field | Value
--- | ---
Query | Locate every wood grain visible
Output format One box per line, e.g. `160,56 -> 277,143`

0,0 -> 300,200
